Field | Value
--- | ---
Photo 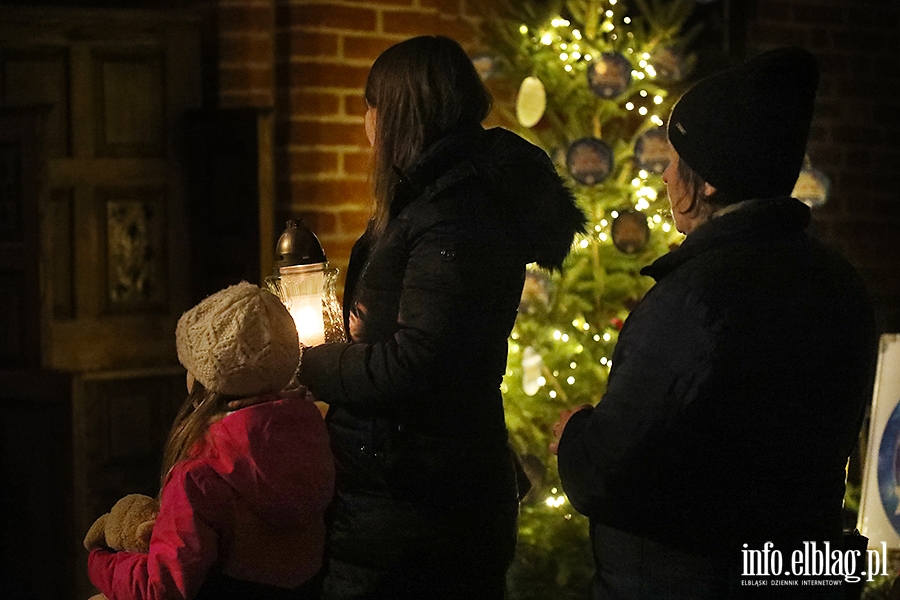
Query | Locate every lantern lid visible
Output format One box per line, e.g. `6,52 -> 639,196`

274,219 -> 326,268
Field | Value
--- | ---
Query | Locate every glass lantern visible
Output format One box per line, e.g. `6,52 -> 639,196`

265,220 -> 345,347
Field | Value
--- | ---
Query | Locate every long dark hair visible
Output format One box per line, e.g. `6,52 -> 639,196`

365,36 -> 492,235
159,380 -> 234,490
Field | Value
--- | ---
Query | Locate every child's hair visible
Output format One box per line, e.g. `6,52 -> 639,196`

160,380 -> 234,488
162,281 -> 300,488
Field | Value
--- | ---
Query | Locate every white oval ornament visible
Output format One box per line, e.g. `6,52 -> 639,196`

516,76 -> 546,128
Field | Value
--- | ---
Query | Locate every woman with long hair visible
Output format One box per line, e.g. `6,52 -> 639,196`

296,36 -> 585,599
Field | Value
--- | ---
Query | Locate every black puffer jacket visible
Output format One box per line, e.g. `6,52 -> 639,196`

558,197 -> 876,595
298,126 -> 584,597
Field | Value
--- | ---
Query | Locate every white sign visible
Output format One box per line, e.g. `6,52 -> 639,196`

858,334 -> 900,549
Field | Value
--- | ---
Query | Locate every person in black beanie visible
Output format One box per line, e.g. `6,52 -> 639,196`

551,47 -> 878,599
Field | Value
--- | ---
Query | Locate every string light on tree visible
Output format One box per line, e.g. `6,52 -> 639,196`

485,1 -> 698,596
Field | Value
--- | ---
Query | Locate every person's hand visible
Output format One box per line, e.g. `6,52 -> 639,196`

225,386 -> 308,412
549,404 -> 592,455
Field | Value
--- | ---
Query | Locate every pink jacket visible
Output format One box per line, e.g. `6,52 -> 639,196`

88,396 -> 335,600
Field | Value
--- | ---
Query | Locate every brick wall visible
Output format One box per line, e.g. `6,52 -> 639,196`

209,0 -> 900,332
746,0 -> 900,333
211,0 -> 483,277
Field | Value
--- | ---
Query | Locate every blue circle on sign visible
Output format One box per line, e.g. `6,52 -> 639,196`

877,399 -> 900,536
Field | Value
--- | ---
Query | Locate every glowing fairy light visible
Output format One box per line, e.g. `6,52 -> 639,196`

582,322 -> 590,331
541,32 -> 553,45
599,232 -> 608,241
603,332 -> 612,342
602,21 -> 615,32
600,219 -> 608,227
537,376 -> 546,386
654,95 -> 664,104
640,90 -> 648,97
565,64 -> 573,72
594,224 -> 602,232
651,115 -> 664,126
653,214 -> 662,223
605,10 -> 614,17
545,495 -> 564,508
645,65 -> 657,77
639,169 -> 648,178
593,334 -> 601,341
551,17 -> 570,27
573,29 -> 582,39
639,106 -> 648,115
600,357 -> 608,365
570,362 -> 577,369
519,24 -> 528,34
611,210 -> 619,218
639,60 -> 647,68
560,52 -> 568,60
631,177 -> 641,187
567,376 -> 576,385
579,238 -> 589,248
662,223 -> 672,232
561,333 -> 570,342
625,102 -> 635,110
623,16 -> 631,23
553,330 -> 562,340
572,51 -> 581,59
585,54 -> 593,61
549,390 -> 557,398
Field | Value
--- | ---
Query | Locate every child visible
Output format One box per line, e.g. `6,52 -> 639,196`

87,281 -> 335,600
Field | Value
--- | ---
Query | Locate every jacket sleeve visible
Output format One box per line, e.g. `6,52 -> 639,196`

299,218 -> 513,414
87,462 -> 230,600
557,282 -> 716,518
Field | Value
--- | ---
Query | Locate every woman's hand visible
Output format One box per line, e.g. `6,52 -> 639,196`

549,404 -> 592,455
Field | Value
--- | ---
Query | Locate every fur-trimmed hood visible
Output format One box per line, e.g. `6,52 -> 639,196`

395,126 -> 586,270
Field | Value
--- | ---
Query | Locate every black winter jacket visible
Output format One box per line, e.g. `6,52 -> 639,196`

558,197 -> 876,561
297,126 -> 584,596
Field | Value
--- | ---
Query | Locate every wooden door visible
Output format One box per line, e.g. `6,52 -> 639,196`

0,8 -> 202,599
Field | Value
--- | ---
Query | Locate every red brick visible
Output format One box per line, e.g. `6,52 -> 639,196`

382,9 -> 441,35
219,34 -> 273,65
285,90 -> 341,116
290,180 -> 371,207
290,61 -> 369,89
288,149 -> 340,174
436,18 -> 476,43
290,120 -> 368,146
344,36 -> 400,61
295,210 -> 338,235
219,4 -> 274,33
279,4 -> 377,31
345,93 -> 368,117
220,89 -> 273,108
338,209 -> 372,233
276,31 -> 339,58
344,150 -> 372,175
219,64 -> 274,93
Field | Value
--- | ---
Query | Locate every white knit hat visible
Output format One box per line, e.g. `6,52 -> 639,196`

176,281 -> 299,397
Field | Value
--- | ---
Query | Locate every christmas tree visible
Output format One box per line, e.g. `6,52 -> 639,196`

481,1 -> 703,597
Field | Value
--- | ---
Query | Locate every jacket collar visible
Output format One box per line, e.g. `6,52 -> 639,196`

641,196 -> 811,281
390,125 -> 483,216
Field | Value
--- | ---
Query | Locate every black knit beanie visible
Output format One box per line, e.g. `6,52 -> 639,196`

667,47 -> 818,201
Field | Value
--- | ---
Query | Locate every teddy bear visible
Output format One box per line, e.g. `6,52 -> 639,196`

83,493 -> 159,600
